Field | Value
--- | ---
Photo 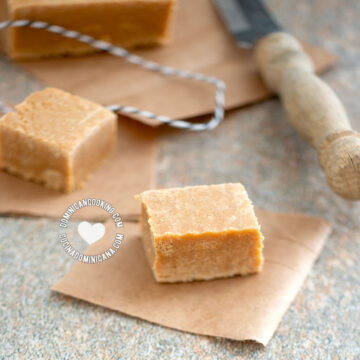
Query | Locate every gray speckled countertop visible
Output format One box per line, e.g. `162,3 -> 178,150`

1,0 -> 359,359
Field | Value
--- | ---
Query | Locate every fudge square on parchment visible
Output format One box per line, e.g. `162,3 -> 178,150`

0,0 -> 177,60
136,183 -> 264,282
0,87 -> 117,192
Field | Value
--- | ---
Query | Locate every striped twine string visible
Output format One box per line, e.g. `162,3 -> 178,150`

0,20 -> 226,131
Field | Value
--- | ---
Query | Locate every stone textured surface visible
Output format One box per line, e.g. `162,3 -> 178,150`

0,0 -> 359,358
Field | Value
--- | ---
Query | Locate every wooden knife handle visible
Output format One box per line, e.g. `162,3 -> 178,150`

254,32 -> 360,200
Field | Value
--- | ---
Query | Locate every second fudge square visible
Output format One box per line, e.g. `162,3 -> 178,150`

0,87 -> 117,192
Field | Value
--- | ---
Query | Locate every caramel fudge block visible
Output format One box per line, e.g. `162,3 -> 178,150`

136,183 -> 264,283
0,0 -> 176,60
0,87 -> 117,192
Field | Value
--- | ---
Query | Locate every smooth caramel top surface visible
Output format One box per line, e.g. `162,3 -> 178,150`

138,183 -> 261,236
0,87 -> 116,153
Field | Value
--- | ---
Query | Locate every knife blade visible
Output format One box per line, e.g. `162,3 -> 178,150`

213,0 -> 280,47
213,0 -> 360,200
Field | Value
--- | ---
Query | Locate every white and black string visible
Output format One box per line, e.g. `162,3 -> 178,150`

0,20 -> 226,131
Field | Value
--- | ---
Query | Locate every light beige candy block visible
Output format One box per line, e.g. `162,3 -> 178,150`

136,183 -> 264,283
0,0 -> 177,60
0,87 -> 117,192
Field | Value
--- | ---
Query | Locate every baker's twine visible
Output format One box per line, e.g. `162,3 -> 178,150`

0,20 -> 226,131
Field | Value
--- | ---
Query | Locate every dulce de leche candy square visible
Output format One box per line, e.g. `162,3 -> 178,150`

0,87 -> 117,192
0,0 -> 177,60
136,183 -> 264,283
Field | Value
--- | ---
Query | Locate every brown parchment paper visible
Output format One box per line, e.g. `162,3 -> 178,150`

17,0 -> 337,124
52,208 -> 331,346
0,117 -> 157,219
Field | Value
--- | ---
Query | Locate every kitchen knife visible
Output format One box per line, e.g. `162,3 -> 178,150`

213,0 -> 360,200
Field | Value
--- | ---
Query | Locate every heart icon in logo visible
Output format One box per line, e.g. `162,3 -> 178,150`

77,221 -> 106,245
